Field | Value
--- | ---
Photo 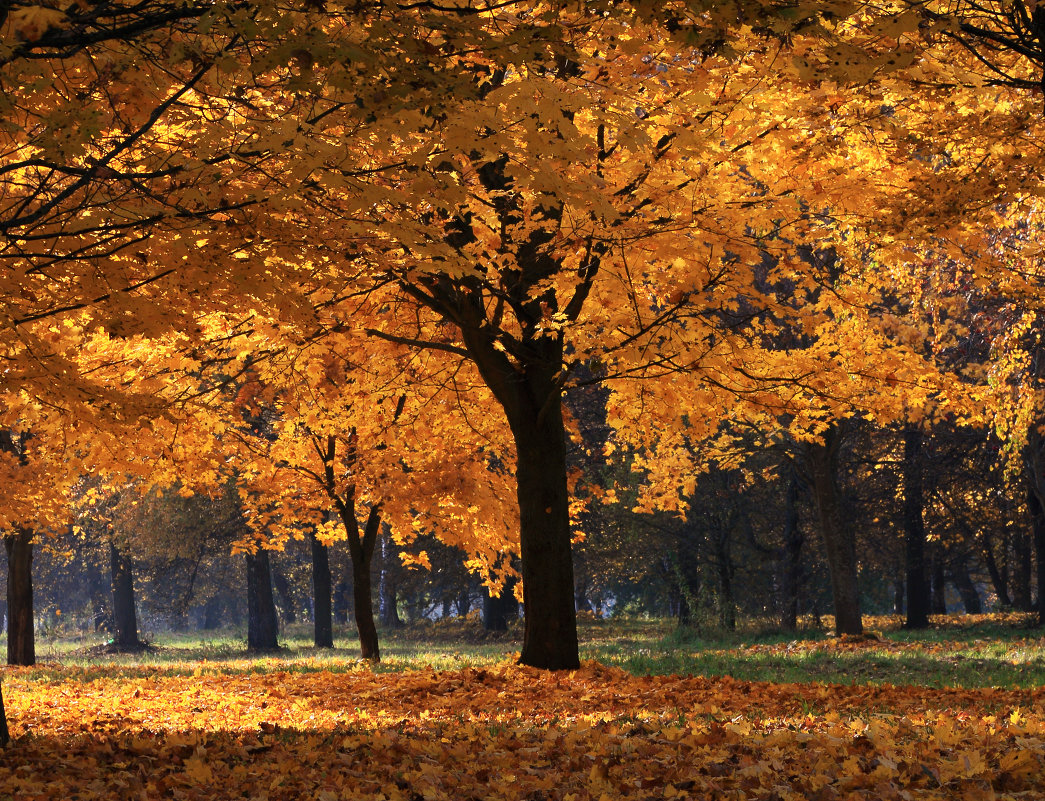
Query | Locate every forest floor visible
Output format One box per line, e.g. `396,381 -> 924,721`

3,614 -> 1044,799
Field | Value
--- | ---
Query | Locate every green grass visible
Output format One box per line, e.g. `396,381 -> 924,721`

12,612 -> 1045,689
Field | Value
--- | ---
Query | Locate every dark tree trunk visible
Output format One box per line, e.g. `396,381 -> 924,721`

903,428 -> 931,629
951,556 -> 983,614
333,579 -> 351,624
202,595 -> 223,630
893,577 -> 905,615
1013,530 -> 1034,611
802,426 -> 862,635
483,577 -> 518,632
0,680 -> 8,747
246,550 -> 279,651
1027,484 -> 1045,626
333,498 -> 381,660
711,533 -> 736,631
779,467 -> 803,631
378,533 -> 402,629
270,564 -> 297,624
6,529 -> 34,666
981,537 -> 1012,607
310,531 -> 334,648
109,541 -> 142,650
930,558 -> 947,615
503,383 -> 579,669
455,588 -> 471,618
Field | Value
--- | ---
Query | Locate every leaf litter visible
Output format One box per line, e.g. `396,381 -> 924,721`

1,661 -> 1043,800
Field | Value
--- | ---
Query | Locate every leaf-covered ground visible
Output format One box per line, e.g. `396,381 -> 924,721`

3,659 -> 1044,801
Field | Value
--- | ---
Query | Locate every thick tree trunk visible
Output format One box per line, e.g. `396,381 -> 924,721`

483,577 -> 518,632
802,427 -> 862,635
6,529 -> 34,666
903,428 -> 931,629
780,468 -> 803,631
511,392 -> 580,669
246,550 -> 279,651
310,531 -> 334,648
109,541 -> 142,650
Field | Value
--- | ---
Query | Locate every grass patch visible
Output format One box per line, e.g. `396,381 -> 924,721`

10,612 -> 1045,689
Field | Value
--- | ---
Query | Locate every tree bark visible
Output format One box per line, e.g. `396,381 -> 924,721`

931,558 -> 947,614
779,467 -> 803,631
801,426 -> 862,635
270,565 -> 297,624
246,549 -> 279,651
981,536 -> 1012,607
109,541 -> 142,650
903,428 -> 931,629
6,529 -> 34,666
332,578 -> 351,625
1013,530 -> 1034,612
511,390 -> 580,668
951,555 -> 983,614
0,680 -> 9,747
334,497 -> 381,660
483,576 -> 518,632
378,532 -> 403,629
310,531 -> 334,648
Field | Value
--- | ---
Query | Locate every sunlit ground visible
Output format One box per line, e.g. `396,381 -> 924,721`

2,614 -> 1044,799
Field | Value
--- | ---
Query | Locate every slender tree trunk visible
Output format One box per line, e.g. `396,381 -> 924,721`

903,428 -> 931,629
931,557 -> 947,615
246,550 -> 279,651
951,555 -> 983,614
310,531 -> 334,648
1027,485 -> 1045,626
378,533 -> 402,629
332,578 -> 351,625
270,565 -> 297,624
981,536 -> 1012,607
1013,530 -> 1034,612
0,680 -> 8,746
712,534 -> 736,631
780,467 -> 803,631
6,529 -> 34,666
109,541 -> 141,650
483,577 -> 518,632
802,426 -> 862,635
455,588 -> 470,618
334,498 -> 381,660
202,595 -> 223,630
893,577 -> 905,615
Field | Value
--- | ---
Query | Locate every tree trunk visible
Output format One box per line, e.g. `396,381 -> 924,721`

0,680 -> 8,747
310,531 -> 334,648
712,533 -> 736,631
334,499 -> 381,660
202,595 -> 223,630
931,557 -> 947,614
333,578 -> 351,624
378,533 -> 402,629
779,467 -> 803,631
903,428 -> 931,629
270,564 -> 297,624
109,541 -> 142,650
981,536 -> 1012,607
6,529 -> 34,666
802,426 -> 862,635
951,556 -> 983,614
1013,530 -> 1034,611
506,386 -> 579,669
483,577 -> 518,632
246,549 -> 279,651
